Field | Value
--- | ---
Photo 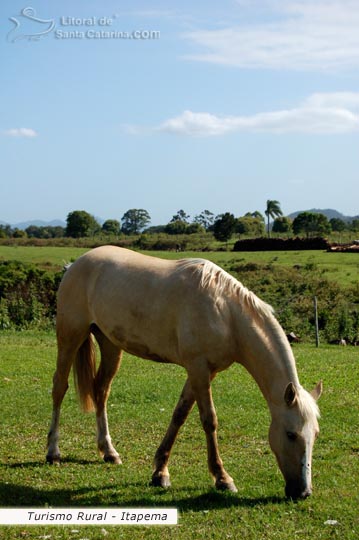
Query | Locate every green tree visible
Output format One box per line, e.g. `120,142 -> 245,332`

350,219 -> 359,232
272,216 -> 292,234
171,210 -> 190,223
65,210 -> 100,238
194,210 -> 215,231
265,200 -> 283,237
25,226 -> 42,238
12,228 -> 27,238
102,219 -> 120,236
0,225 -> 13,238
213,213 -> 236,242
165,220 -> 187,235
48,226 -> 65,238
186,222 -> 204,234
26,225 -> 65,239
250,211 -> 265,222
292,212 -> 331,238
329,218 -> 346,232
145,225 -> 166,234
236,216 -> 265,236
165,209 -> 191,235
121,209 -> 151,235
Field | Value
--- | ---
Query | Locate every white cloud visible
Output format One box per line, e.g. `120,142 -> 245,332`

4,128 -> 38,138
159,111 -> 236,136
183,0 -> 359,71
154,92 -> 359,136
304,92 -> 359,111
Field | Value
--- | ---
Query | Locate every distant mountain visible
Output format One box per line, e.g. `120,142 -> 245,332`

288,209 -> 359,223
0,217 -> 106,230
0,219 -> 66,230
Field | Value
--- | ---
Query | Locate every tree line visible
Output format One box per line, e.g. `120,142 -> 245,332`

1,201 -> 358,241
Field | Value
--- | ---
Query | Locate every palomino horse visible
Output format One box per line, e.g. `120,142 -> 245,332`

47,246 -> 322,499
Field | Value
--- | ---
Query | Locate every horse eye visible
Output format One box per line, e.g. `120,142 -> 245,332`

286,431 -> 298,441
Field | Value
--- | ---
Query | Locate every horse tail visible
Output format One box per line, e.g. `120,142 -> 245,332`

73,334 -> 97,412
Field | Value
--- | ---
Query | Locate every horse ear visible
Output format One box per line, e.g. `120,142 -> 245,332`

284,382 -> 297,407
311,380 -> 323,401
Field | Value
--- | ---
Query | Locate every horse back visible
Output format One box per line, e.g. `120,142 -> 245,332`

57,246 -> 235,368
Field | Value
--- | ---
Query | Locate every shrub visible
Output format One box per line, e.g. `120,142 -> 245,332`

228,261 -> 359,343
0,260 -> 60,329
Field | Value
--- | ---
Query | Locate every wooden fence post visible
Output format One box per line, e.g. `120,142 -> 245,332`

313,296 -> 319,347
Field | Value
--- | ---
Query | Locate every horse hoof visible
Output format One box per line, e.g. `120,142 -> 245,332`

150,475 -> 171,489
215,479 -> 238,493
104,455 -> 122,465
46,454 -> 61,466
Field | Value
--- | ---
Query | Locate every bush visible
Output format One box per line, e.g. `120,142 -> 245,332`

228,261 -> 359,343
0,260 -> 61,329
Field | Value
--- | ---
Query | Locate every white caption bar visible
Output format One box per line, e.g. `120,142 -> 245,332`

0,508 -> 178,526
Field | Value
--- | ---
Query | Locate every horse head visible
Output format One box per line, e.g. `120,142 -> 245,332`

268,381 -> 322,499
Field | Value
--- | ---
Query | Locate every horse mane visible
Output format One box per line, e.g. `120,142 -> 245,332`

297,388 -> 321,421
177,258 -> 274,319
177,258 -> 321,422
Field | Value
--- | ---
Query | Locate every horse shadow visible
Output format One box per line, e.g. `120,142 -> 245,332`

0,459 -> 284,512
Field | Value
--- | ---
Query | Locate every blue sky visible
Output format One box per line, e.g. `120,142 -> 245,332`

1,0 -> 358,226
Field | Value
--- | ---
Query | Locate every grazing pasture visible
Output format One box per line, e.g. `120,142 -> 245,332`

0,331 -> 358,539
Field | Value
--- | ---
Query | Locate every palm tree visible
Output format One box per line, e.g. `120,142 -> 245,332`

265,200 -> 283,237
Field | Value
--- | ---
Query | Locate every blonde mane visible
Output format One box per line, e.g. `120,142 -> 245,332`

297,388 -> 321,421
177,258 -> 274,319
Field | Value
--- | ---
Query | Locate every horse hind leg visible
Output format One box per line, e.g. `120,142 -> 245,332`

92,326 -> 122,464
47,329 -> 86,464
47,357 -> 71,464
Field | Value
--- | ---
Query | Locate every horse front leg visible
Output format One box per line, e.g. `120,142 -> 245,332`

191,368 -> 238,492
151,378 -> 195,488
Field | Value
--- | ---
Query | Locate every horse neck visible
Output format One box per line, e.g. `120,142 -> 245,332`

234,309 -> 300,410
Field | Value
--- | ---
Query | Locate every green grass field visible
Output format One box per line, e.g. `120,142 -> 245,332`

0,246 -> 358,538
0,331 -> 358,539
0,246 -> 88,271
